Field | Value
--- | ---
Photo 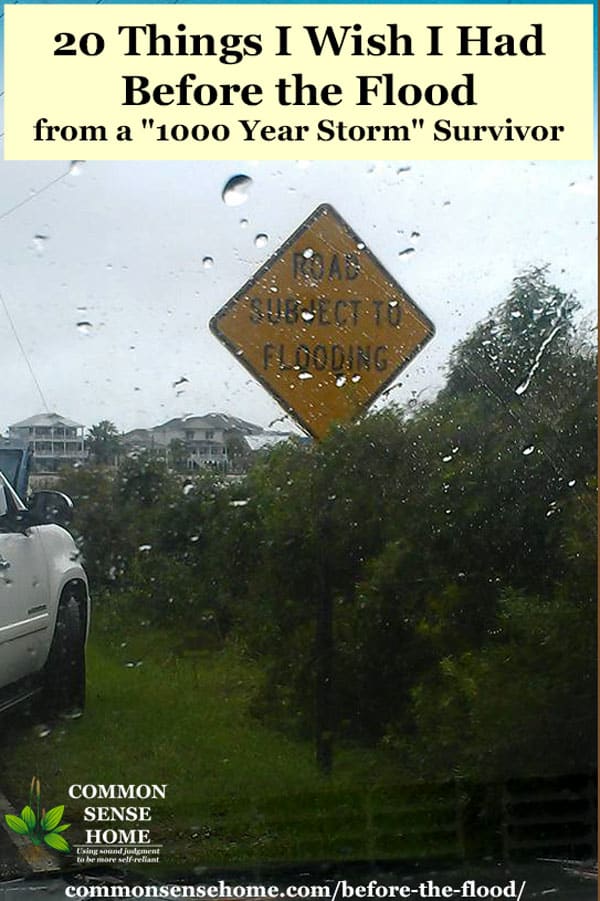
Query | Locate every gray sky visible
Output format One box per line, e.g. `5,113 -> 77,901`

0,158 -> 596,435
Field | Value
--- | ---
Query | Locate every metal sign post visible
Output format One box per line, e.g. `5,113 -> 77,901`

211,203 -> 435,773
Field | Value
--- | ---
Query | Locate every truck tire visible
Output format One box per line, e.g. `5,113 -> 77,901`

44,592 -> 86,716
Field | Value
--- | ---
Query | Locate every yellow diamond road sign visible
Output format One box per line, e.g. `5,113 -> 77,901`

210,204 -> 435,441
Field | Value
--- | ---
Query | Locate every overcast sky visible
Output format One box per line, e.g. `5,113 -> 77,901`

0,155 -> 596,436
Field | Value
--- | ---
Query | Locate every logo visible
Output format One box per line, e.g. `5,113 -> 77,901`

4,777 -> 71,852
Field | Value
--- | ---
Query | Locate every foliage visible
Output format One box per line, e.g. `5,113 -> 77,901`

4,778 -> 70,852
86,420 -> 122,465
58,268 -> 596,783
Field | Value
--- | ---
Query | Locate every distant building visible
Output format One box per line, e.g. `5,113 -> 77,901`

121,413 -> 294,472
9,412 -> 86,472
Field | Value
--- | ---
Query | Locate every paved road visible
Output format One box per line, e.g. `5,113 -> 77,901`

0,819 -> 28,881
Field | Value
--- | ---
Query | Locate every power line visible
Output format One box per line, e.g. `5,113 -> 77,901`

0,290 -> 50,413
0,167 -> 68,224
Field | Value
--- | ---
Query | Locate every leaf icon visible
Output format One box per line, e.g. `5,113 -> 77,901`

43,832 -> 70,852
41,805 -> 64,831
5,815 -> 29,835
20,806 -> 37,831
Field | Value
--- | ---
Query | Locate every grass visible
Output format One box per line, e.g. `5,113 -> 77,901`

0,604 -> 463,868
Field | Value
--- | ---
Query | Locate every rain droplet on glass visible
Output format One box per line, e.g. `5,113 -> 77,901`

254,233 -> 268,248
522,445 -> 535,456
33,234 -> 48,254
76,321 -> 93,335
222,174 -> 252,206
202,256 -> 214,269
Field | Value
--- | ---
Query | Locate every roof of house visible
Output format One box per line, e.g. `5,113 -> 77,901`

10,412 -> 83,429
153,413 -> 263,434
244,432 -> 295,452
121,428 -> 153,443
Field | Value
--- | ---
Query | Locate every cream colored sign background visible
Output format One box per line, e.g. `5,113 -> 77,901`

5,4 -> 593,160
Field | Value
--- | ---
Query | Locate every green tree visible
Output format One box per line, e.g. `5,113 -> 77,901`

87,420 -> 122,465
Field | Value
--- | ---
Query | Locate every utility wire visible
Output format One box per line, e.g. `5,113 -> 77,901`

0,162 -> 74,416
0,290 -> 50,412
0,167 -> 68,224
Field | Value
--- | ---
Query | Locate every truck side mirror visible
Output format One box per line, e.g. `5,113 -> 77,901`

28,490 -> 74,528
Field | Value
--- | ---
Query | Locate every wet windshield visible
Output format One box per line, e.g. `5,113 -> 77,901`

0,149 -> 596,887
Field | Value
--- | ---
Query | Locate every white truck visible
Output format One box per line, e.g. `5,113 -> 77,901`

0,445 -> 89,717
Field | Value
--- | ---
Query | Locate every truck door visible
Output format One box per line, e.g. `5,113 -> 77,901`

0,478 -> 51,689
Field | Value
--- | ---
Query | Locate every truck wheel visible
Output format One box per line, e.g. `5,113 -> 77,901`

44,592 -> 86,716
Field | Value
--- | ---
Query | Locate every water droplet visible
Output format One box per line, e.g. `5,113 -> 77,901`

336,375 -> 347,387
76,321 -> 93,335
254,233 -> 268,248
442,455 -> 453,463
202,256 -> 214,269
301,310 -> 315,322
351,374 -> 361,383
356,242 -> 365,250
239,218 -> 249,229
32,234 -> 48,254
230,499 -> 249,507
410,231 -> 421,240
68,160 -> 85,176
190,535 -> 200,542
183,484 -> 194,496
398,247 -> 415,257
568,479 -> 576,487
35,724 -> 52,738
522,445 -> 535,456
298,371 -> 313,380
138,544 -> 152,552
303,248 -> 314,259
222,174 -> 252,206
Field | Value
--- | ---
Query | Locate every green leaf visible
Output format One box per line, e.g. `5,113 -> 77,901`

41,805 -> 64,831
5,815 -> 29,835
54,823 -> 71,833
43,832 -> 70,853
20,806 -> 37,830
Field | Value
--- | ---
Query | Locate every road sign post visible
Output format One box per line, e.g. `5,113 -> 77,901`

211,203 -> 434,773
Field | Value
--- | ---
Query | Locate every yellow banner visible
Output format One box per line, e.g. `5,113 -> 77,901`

4,4 -> 594,160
